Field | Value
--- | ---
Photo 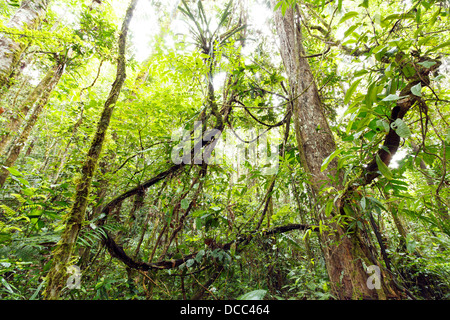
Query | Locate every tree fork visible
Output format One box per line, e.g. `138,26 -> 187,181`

270,1 -> 404,299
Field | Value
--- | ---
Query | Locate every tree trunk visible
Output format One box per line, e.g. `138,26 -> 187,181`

0,0 -> 49,95
43,0 -> 138,300
51,106 -> 84,184
0,61 -> 58,154
0,59 -> 65,187
271,2 -> 401,299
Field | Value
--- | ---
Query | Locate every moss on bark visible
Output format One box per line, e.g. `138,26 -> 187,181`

43,0 -> 138,300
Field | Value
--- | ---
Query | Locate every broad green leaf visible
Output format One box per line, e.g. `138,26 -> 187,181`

383,12 -> 415,21
366,196 -> 388,213
195,250 -> 205,263
376,154 -> 393,180
237,289 -> 267,300
410,83 -> 422,97
344,79 -> 362,104
425,41 -> 450,54
365,82 -> 376,107
381,94 -> 407,102
273,1 -> 284,13
180,199 -> 190,210
354,69 -> 368,77
281,2 -> 288,15
360,0 -> 369,8
325,200 -> 334,216
186,259 -> 195,268
344,24 -> 359,38
321,149 -> 341,172
360,197 -> 366,210
338,11 -> 359,25
376,119 -> 390,132
18,177 -> 29,186
391,118 -> 411,138
417,60 -> 437,68
230,242 -> 236,256
5,167 -> 23,177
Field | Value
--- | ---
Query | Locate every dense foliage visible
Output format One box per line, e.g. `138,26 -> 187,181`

0,0 -> 449,300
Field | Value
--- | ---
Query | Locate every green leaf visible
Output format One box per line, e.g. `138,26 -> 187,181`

366,196 -> 388,213
344,79 -> 362,104
5,167 -> 23,177
376,154 -> 393,180
338,11 -> 359,25
321,149 -> 341,172
237,289 -> 267,300
376,119 -> 390,132
383,12 -> 415,21
230,242 -> 236,256
382,94 -> 401,102
274,1 -> 283,12
360,0 -> 369,8
354,69 -> 368,77
6,0 -> 20,7
0,277 -> 17,295
281,2 -> 288,15
186,259 -> 195,268
180,199 -> 190,210
18,177 -> 29,186
325,199 -> 334,216
30,281 -> 45,300
425,41 -> 450,54
410,82 -> 422,97
360,197 -> 366,210
391,118 -> 411,138
344,24 -> 359,38
417,60 -> 437,68
195,250 -> 205,263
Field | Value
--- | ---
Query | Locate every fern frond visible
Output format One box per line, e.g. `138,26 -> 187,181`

11,193 -> 27,204
0,204 -> 17,217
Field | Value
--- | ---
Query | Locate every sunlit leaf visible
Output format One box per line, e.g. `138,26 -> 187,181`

376,154 -> 393,180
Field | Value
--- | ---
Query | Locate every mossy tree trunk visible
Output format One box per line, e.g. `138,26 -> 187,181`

43,0 -> 138,300
0,58 -> 65,187
0,0 -> 49,95
0,59 -> 58,154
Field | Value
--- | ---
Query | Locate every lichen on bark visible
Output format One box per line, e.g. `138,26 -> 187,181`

0,0 -> 49,94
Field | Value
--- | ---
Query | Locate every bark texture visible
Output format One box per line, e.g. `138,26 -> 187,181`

0,0 -> 49,92
0,58 -> 57,154
43,0 -> 138,300
271,2 -> 401,299
0,59 -> 65,187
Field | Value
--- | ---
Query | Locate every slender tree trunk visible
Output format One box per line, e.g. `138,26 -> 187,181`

271,2 -> 401,299
0,0 -> 49,95
51,106 -> 84,183
43,0 -> 138,300
0,61 -> 58,154
0,59 -> 65,187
